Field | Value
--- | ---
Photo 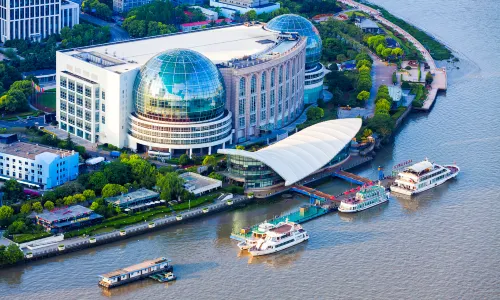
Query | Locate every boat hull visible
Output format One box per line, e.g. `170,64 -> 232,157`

249,236 -> 309,257
338,196 -> 389,213
390,166 -> 459,196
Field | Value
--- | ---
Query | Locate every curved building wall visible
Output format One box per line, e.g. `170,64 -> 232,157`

220,38 -> 307,143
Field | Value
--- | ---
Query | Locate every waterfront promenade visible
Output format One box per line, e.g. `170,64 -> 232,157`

338,0 -> 447,110
23,195 -> 250,262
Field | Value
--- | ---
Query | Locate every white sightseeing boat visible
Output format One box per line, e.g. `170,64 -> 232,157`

390,159 -> 460,196
338,185 -> 389,213
237,223 -> 276,250
248,221 -> 309,256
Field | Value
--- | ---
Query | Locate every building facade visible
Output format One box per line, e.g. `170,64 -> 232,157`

210,0 -> 280,16
35,205 -> 103,233
0,0 -> 79,42
0,134 -> 79,189
56,16 -> 317,155
112,0 -> 153,13
219,119 -> 362,190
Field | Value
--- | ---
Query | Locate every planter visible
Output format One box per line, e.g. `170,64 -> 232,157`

148,222 -> 156,228
89,237 -> 96,244
58,244 -> 65,251
119,230 -> 127,236
202,207 -> 209,213
227,200 -> 234,206
247,193 -> 254,199
26,252 -> 33,259
176,215 -> 183,221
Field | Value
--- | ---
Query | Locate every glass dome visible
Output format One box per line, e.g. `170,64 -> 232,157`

265,14 -> 322,69
133,49 -> 226,123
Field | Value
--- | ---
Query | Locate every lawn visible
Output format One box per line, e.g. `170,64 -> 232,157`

0,110 -> 41,121
33,92 -> 56,112
12,232 -> 51,244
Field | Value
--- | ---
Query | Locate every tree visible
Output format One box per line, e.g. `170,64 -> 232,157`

0,206 -> 14,221
0,89 -> 28,112
376,44 -> 386,56
202,155 -> 217,168
362,128 -> 373,138
156,173 -> 185,201
425,71 -> 434,85
83,190 -> 96,200
336,54 -> 347,62
244,10 -> 257,21
44,201 -> 55,211
391,47 -> 404,57
65,133 -> 75,150
101,184 -> 128,198
179,154 -> 191,166
236,145 -> 245,150
376,99 -> 392,113
392,72 -> 398,85
208,172 -> 223,181
7,220 -> 28,234
103,161 -> 132,185
1,179 -> 25,205
3,244 -> 24,264
20,203 -> 32,214
121,155 -> 156,188
306,107 -> 324,121
367,113 -> 394,138
64,195 -> 77,206
9,80 -> 34,98
355,52 -> 372,63
356,59 -> 372,69
382,48 -> 393,59
90,201 -> 99,211
89,171 -> 108,192
357,91 -> 370,101
32,202 -> 43,213
73,194 -> 86,203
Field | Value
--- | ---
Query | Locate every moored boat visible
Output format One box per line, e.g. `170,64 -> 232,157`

248,221 -> 308,256
150,271 -> 177,283
98,257 -> 172,288
390,159 -> 460,196
237,222 -> 276,250
338,185 -> 389,213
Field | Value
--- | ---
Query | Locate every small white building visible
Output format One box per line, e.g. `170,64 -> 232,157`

0,134 -> 79,189
190,6 -> 219,21
180,172 -> 222,196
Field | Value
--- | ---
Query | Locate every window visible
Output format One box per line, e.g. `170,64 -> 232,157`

250,114 -> 256,125
68,80 -> 75,91
102,90 -> 105,100
250,75 -> 257,94
102,103 -> 105,112
271,69 -> 275,88
76,83 -> 83,94
60,90 -> 67,99
239,116 -> 245,128
68,93 -> 75,103
286,63 -> 290,80
60,77 -> 67,87
261,72 -> 266,91
250,96 -> 256,113
76,95 -> 83,106
101,116 -> 105,124
238,99 -> 245,115
85,86 -> 91,97
279,65 -> 283,83
239,78 -> 246,96
261,110 -> 266,121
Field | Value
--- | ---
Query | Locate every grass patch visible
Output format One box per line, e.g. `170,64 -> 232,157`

33,92 -> 56,111
12,232 -> 51,243
0,110 -> 40,120
171,194 -> 218,211
365,3 -> 452,60
409,84 -> 428,107
391,106 -> 407,120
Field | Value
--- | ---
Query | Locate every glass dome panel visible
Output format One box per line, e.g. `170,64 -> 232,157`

265,14 -> 322,68
133,49 -> 226,122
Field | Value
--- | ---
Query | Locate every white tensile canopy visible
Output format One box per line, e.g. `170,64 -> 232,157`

218,118 -> 362,186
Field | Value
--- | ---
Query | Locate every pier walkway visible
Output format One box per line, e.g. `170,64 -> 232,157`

334,170 -> 373,185
338,0 -> 447,110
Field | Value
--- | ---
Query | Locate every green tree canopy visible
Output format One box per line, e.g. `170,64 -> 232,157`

101,184 -> 128,198
156,172 -> 184,201
1,179 -> 25,205
375,98 -> 392,113
20,203 -> 32,214
0,206 -> 14,221
357,90 -> 370,101
306,107 -> 325,121
83,190 -> 96,200
32,202 -> 43,213
89,172 -> 108,192
367,113 -> 394,138
179,154 -> 191,166
356,59 -> 372,69
103,161 -> 132,185
44,201 -> 55,211
90,201 -> 99,211
425,71 -> 434,85
0,89 -> 28,112
121,154 -> 156,188
202,155 -> 217,167
208,172 -> 223,181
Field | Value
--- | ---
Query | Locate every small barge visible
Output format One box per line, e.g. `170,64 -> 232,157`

98,257 -> 172,288
150,271 -> 177,283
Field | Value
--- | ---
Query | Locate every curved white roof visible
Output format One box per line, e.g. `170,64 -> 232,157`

218,118 -> 362,186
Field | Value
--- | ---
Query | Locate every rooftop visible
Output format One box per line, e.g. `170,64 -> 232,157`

182,18 -> 231,28
61,24 -> 294,73
0,141 -> 75,160
101,257 -> 169,279
180,172 -> 222,195
357,18 -> 380,29
105,188 -> 159,206
36,205 -> 96,223
218,118 -> 362,186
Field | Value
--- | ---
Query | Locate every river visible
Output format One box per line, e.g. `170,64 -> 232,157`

1,0 -> 499,299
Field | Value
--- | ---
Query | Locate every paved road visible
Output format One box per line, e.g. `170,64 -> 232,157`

80,13 -> 130,42
25,195 -> 248,257
0,116 -> 45,128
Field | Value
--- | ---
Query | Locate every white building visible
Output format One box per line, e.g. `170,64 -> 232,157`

189,6 -> 218,21
56,22 -> 308,153
0,0 -> 79,42
210,0 -> 280,17
0,134 -> 79,189
112,0 -> 153,13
